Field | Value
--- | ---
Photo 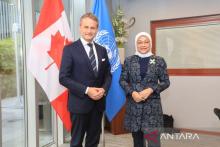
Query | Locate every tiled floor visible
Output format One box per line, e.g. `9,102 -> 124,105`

60,131 -> 220,147
2,97 -> 53,146
2,97 -> 220,147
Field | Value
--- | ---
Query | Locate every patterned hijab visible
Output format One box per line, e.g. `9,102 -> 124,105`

135,32 -> 153,58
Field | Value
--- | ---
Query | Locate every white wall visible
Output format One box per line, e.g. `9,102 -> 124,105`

162,77 -> 220,131
113,0 -> 220,132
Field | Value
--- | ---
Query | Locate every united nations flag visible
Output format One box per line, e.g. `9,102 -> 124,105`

92,0 -> 126,121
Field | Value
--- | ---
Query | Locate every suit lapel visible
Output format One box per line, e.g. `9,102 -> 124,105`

94,43 -> 102,75
143,55 -> 156,81
132,56 -> 142,82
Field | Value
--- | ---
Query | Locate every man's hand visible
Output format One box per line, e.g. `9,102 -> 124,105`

139,88 -> 153,100
132,91 -> 144,103
96,88 -> 105,98
87,87 -> 105,100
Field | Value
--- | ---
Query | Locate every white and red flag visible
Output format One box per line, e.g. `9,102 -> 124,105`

28,0 -> 73,131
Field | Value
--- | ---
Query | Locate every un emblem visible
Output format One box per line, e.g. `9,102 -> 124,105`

94,30 -> 120,73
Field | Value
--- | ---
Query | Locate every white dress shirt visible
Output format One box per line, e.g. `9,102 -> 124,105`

80,38 -> 99,70
80,38 -> 99,94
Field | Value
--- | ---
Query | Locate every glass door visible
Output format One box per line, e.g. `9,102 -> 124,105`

0,0 -> 26,146
33,0 -> 56,146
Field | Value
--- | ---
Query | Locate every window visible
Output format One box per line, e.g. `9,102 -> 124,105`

0,0 -> 25,146
151,14 -> 220,76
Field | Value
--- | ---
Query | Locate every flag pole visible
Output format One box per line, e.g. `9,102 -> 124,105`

101,114 -> 105,147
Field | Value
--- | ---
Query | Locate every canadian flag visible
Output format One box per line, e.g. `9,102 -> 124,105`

28,0 -> 73,131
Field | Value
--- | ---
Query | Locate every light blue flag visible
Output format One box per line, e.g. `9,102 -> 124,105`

92,0 -> 126,121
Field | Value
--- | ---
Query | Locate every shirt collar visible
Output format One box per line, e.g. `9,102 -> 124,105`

80,37 -> 94,47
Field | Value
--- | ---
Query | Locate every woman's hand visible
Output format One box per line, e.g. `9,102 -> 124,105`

139,88 -> 153,100
132,91 -> 144,103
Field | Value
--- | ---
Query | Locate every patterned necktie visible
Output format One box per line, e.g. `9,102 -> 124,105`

88,43 -> 98,76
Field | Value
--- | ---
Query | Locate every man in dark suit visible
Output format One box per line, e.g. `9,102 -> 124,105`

59,13 -> 112,147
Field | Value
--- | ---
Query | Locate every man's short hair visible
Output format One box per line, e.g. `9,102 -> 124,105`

80,12 -> 99,27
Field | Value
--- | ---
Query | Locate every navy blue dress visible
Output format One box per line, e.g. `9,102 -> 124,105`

139,56 -> 150,79
120,55 -> 170,132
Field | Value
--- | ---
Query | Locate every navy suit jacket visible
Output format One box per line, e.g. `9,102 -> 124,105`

59,39 -> 112,114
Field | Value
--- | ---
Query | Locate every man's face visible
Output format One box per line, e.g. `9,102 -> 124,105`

80,17 -> 98,42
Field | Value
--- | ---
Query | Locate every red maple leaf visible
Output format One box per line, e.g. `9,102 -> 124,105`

45,31 -> 72,70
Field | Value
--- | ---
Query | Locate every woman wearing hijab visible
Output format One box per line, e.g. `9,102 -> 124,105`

120,32 -> 170,147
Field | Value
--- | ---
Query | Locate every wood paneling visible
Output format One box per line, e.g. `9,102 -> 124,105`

105,104 -> 128,135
